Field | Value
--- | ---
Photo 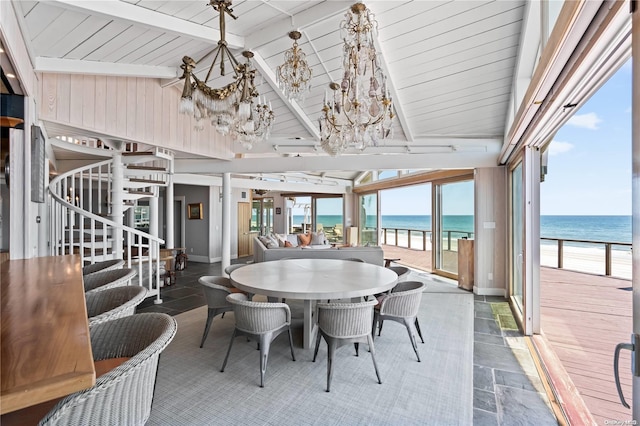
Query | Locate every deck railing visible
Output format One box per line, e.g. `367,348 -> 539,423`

541,237 -> 631,278
380,226 -> 631,279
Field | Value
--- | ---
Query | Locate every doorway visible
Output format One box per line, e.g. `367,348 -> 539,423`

237,202 -> 251,257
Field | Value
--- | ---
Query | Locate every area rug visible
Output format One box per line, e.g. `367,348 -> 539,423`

148,287 -> 473,425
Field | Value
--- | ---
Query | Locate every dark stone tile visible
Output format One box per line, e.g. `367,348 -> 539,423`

475,318 -> 501,336
158,294 -> 206,312
474,388 -> 497,413
494,370 -> 540,392
474,332 -> 505,347
475,301 -> 493,314
495,385 -> 556,425
136,305 -> 179,315
474,342 -> 525,373
162,286 -> 203,299
484,296 -> 508,303
474,365 -> 494,391
502,329 -> 524,337
474,294 -> 486,301
476,309 -> 495,320
474,408 -> 498,425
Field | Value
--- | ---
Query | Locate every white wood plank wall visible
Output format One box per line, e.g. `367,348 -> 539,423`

38,73 -> 233,159
474,167 -> 507,296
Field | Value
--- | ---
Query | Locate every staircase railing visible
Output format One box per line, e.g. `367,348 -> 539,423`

49,159 -> 164,304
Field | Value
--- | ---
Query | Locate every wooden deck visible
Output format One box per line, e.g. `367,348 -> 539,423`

381,245 -> 632,424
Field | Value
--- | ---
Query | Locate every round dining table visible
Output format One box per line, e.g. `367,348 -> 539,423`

230,258 -> 398,349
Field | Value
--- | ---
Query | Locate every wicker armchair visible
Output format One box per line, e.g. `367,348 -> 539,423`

86,285 -> 148,326
221,293 -> 296,387
313,299 -> 381,392
373,280 -> 425,361
198,276 -> 244,348
38,313 -> 177,426
82,259 -> 125,276
83,268 -> 137,293
224,263 -> 246,276
387,265 -> 410,282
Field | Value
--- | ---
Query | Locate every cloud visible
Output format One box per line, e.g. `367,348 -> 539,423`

567,112 -> 602,130
548,140 -> 574,156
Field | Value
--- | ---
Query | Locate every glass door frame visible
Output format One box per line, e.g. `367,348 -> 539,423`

507,147 -> 541,335
431,176 -> 475,280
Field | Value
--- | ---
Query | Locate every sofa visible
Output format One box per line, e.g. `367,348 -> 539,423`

253,235 -> 384,265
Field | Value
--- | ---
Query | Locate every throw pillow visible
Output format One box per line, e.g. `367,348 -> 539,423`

284,241 -> 293,248
311,231 -> 326,245
286,234 -> 299,247
298,232 -> 312,247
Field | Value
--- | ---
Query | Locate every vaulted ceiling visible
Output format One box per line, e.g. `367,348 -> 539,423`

13,0 -> 540,180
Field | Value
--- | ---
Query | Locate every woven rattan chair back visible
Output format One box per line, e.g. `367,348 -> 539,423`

86,285 -> 147,326
83,268 -> 137,293
221,293 -> 296,387
313,299 -> 381,392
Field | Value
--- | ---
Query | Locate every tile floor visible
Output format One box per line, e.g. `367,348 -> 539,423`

138,259 -> 558,425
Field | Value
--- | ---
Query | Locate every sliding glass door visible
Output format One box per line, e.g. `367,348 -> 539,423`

359,193 -> 378,245
434,180 -> 474,277
510,162 -> 524,311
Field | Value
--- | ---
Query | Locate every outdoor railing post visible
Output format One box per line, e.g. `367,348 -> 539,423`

447,231 -> 451,251
408,230 -> 412,249
558,240 -> 564,269
394,229 -> 398,246
605,243 -> 612,276
422,231 -> 427,251
383,228 -> 387,244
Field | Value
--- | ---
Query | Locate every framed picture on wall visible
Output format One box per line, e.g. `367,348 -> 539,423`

188,203 -> 203,219
275,207 -> 281,215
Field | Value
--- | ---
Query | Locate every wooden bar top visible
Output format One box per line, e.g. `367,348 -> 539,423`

1,255 -> 95,414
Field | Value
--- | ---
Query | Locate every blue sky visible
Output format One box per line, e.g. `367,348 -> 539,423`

543,58 -> 632,215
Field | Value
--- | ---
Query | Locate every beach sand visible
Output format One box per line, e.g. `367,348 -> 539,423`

383,233 -> 632,280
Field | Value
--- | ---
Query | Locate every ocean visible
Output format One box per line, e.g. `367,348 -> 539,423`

293,215 -> 632,245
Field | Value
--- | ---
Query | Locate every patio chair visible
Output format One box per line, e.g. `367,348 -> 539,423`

387,265 -> 410,282
83,268 -> 137,294
85,285 -> 147,326
198,276 -> 244,348
372,281 -> 425,361
221,293 -> 296,388
38,313 -> 177,425
82,259 -> 125,276
313,299 -> 381,392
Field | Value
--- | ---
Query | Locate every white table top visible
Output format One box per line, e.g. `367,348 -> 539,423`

230,259 -> 398,300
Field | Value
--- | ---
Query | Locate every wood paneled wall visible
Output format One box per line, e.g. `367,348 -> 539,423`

474,167 -> 507,296
38,73 -> 233,159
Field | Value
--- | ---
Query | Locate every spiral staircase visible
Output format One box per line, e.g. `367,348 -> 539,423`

48,139 -> 173,304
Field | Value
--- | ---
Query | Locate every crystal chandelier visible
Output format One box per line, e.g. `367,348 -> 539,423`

178,0 -> 274,149
319,3 -> 394,156
276,31 -> 312,102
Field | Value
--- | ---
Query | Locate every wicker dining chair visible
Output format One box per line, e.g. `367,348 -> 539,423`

224,263 -> 246,276
221,293 -> 296,388
83,268 -> 137,294
372,280 -> 426,362
198,276 -> 244,348
86,285 -> 148,326
38,313 -> 177,426
313,299 -> 382,392
82,259 -> 125,276
387,265 -> 410,282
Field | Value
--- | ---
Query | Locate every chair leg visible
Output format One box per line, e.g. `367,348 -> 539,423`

415,317 -> 425,344
378,319 -> 384,336
367,334 -> 382,384
313,332 -> 322,362
326,339 -> 336,392
200,309 -> 215,348
220,329 -> 237,372
404,318 -> 421,362
354,342 -> 359,356
287,328 -> 296,361
371,313 -> 378,341
259,335 -> 271,388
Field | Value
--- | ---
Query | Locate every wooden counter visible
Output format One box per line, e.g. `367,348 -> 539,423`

0,255 -> 95,414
